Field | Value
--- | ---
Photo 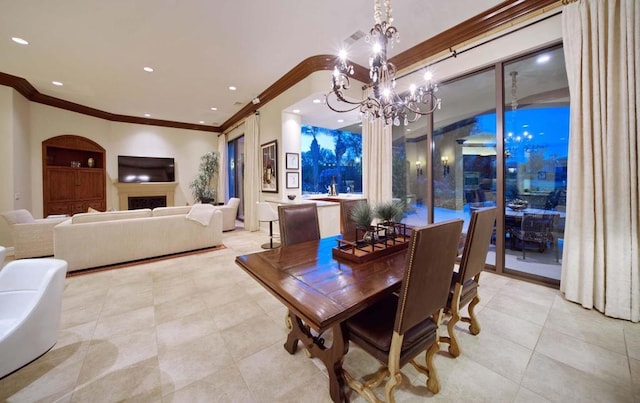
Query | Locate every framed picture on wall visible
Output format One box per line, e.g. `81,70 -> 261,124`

286,172 -> 299,189
286,152 -> 299,170
261,140 -> 278,192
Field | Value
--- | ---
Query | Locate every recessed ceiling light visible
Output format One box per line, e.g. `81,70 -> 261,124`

144,113 -> 151,117
536,54 -> 551,64
11,37 -> 29,45
292,109 -> 300,114
337,119 -> 344,123
228,86 -> 237,91
199,121 -> 205,124
143,66 -> 154,72
210,107 -> 218,111
312,99 -> 321,104
52,81 -> 63,86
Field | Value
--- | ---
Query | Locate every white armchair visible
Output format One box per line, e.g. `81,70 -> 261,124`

1,210 -> 68,259
0,258 -> 67,378
215,198 -> 240,231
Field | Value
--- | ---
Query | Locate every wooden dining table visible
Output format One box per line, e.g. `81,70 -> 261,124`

235,236 -> 408,402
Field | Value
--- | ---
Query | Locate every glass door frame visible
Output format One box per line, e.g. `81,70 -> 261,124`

423,43 -> 564,287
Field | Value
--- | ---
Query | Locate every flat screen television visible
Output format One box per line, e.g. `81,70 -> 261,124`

118,155 -> 175,183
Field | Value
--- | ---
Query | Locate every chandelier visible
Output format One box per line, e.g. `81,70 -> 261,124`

325,0 -> 441,126
506,71 -> 545,157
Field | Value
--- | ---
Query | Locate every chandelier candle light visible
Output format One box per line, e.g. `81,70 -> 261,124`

326,0 -> 441,126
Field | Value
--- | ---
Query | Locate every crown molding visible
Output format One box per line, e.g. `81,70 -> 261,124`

0,72 -> 220,133
0,0 -> 558,135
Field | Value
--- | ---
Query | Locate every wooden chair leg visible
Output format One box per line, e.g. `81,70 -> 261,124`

425,338 -> 441,394
440,284 -> 462,357
460,275 -> 481,336
384,332 -> 403,403
465,294 -> 481,335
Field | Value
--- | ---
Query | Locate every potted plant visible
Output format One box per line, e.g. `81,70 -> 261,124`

374,200 -> 406,237
190,151 -> 219,204
350,201 -> 377,242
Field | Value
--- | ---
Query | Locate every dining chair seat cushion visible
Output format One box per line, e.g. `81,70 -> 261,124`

345,294 -> 438,367
448,277 -> 478,307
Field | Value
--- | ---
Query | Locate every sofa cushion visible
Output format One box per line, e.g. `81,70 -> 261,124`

1,209 -> 35,225
153,206 -> 192,217
72,209 -> 152,224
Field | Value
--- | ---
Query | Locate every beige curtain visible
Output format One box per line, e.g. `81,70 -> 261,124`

561,0 -> 639,322
217,133 -> 228,203
243,114 -> 260,231
362,89 -> 393,206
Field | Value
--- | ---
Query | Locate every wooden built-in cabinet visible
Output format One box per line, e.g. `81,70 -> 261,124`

43,135 -> 106,216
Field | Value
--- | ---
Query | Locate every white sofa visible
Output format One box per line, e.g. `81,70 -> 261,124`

54,206 -> 223,271
0,258 -> 67,378
1,210 -> 68,259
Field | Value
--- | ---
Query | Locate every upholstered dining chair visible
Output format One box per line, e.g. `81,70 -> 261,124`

343,219 -> 464,401
277,203 -> 320,246
440,206 -> 497,358
340,199 -> 366,242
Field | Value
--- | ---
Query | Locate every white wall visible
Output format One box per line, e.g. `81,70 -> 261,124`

12,90 -> 31,211
108,122 -> 217,207
0,86 -> 14,214
253,70 -> 346,201
0,86 -> 15,246
0,91 -> 218,234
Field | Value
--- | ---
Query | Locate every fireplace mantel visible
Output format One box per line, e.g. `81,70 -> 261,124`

114,182 -> 178,210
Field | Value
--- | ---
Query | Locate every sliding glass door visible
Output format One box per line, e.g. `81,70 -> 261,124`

502,46 -> 569,282
392,43 -> 569,285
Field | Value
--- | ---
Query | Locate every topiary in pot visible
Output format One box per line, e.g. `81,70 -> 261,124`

374,200 -> 406,237
350,201 -> 377,242
190,151 -> 219,204
374,200 -> 405,224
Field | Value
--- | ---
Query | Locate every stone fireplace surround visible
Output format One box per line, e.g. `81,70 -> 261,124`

114,182 -> 177,211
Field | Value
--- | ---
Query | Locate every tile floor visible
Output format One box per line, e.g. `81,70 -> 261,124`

0,229 -> 638,402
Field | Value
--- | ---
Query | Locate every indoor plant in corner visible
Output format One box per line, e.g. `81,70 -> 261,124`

350,200 -> 377,243
190,151 -> 219,204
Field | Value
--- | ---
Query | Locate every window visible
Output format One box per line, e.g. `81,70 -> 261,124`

301,125 -> 362,194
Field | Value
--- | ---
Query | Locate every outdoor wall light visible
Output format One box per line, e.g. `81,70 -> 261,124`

441,156 -> 450,176
416,161 -> 423,177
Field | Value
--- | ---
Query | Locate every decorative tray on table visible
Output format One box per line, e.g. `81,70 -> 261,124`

332,222 -> 412,264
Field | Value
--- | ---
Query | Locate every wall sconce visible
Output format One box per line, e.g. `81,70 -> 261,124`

416,161 -> 423,177
441,156 -> 450,176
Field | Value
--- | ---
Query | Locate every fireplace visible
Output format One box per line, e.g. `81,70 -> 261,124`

128,196 -> 167,210
114,182 -> 178,210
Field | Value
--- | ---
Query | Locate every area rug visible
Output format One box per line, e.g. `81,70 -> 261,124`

66,244 -> 227,277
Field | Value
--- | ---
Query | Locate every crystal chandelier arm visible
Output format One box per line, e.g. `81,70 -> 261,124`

326,0 -> 442,126
325,91 -> 366,114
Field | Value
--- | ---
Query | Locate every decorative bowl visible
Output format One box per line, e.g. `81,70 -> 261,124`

287,195 -> 296,200
507,199 -> 528,211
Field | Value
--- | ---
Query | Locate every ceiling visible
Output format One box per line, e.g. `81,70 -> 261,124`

0,0 -> 506,131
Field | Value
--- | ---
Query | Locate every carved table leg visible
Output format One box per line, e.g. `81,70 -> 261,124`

284,310 -> 300,354
282,310 -> 350,402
